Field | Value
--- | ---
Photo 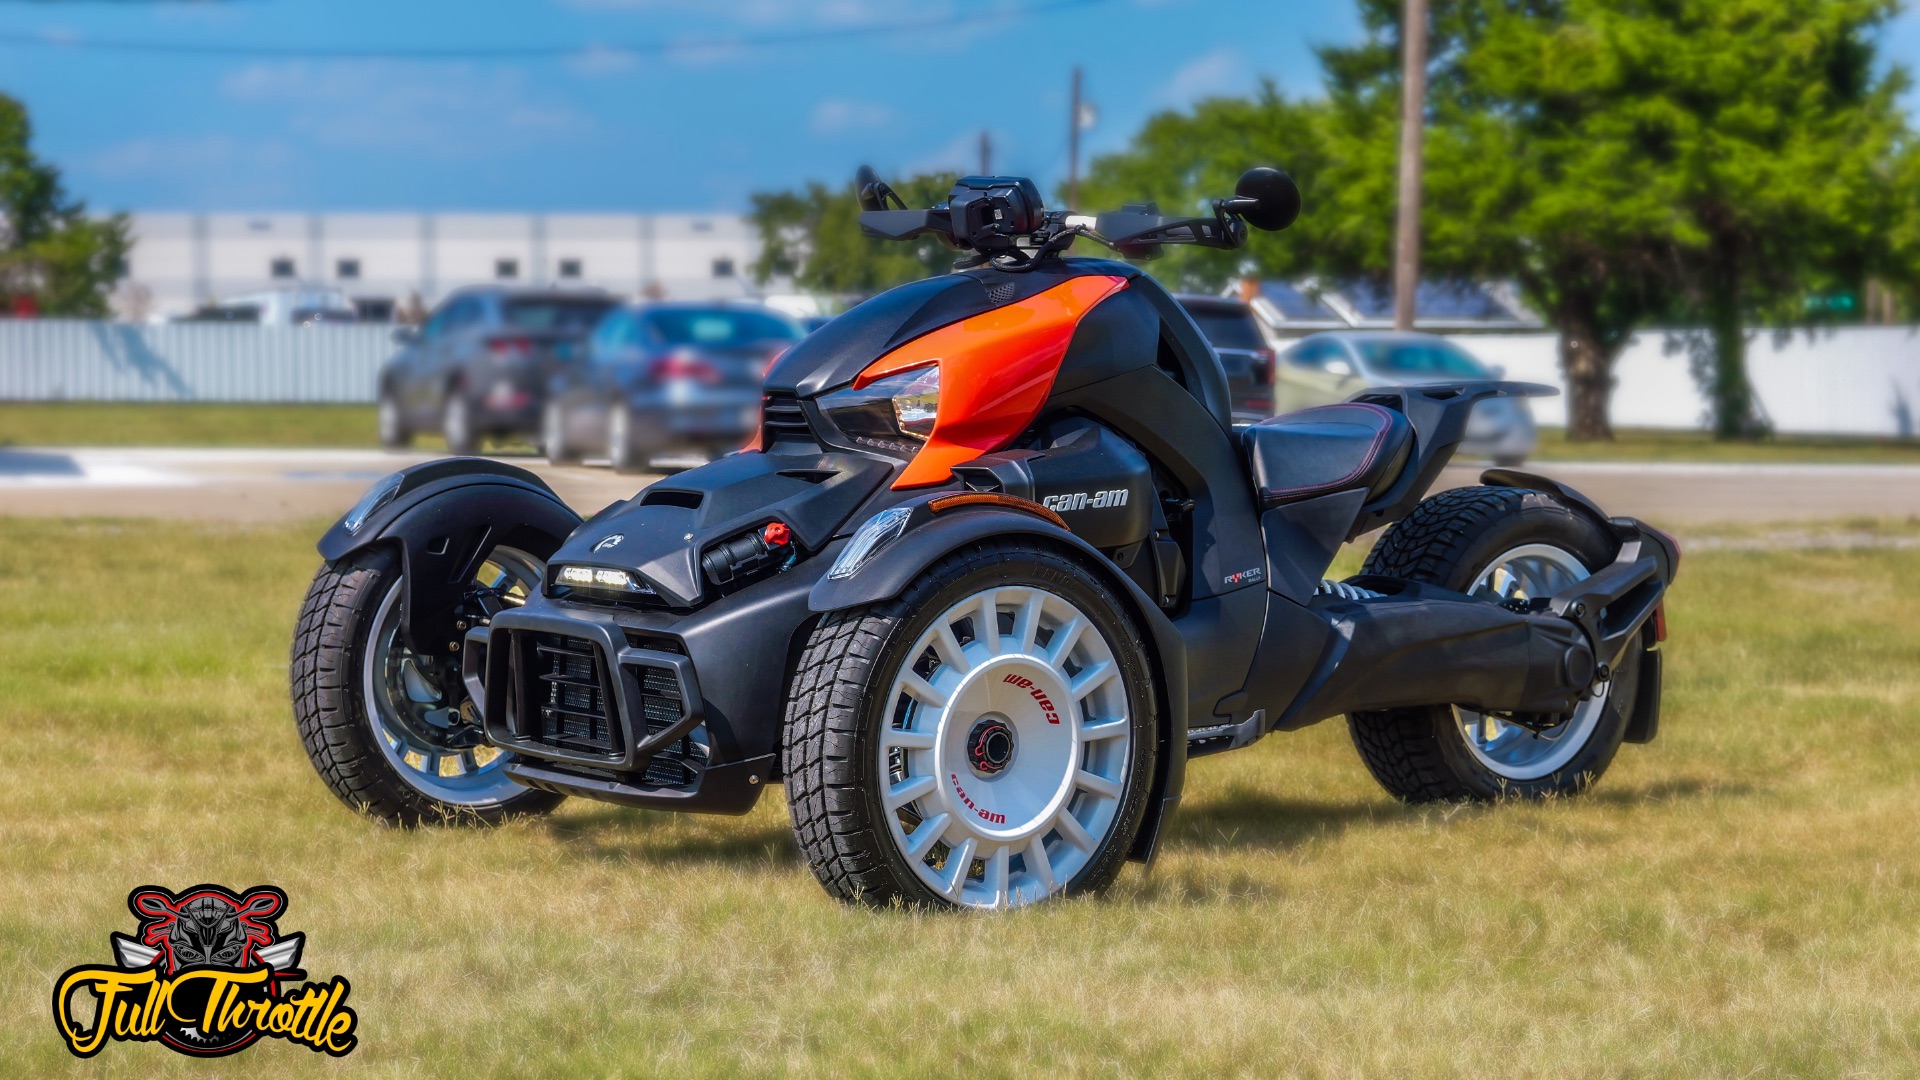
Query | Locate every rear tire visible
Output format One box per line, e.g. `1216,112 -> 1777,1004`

1346,485 -> 1639,802
290,545 -> 562,825
377,391 -> 411,449
542,401 -> 579,465
783,540 -> 1158,909
607,405 -> 652,474
443,393 -> 478,456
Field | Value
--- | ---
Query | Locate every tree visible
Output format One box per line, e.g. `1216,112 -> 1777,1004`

749,172 -> 959,298
1319,0 -> 1912,440
1076,84 -> 1339,292
0,93 -> 127,317
1606,0 -> 1908,437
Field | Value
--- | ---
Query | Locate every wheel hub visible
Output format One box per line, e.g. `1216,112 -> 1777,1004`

966,715 -> 1017,777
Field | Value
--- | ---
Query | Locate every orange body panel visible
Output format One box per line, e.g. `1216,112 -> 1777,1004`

856,275 -> 1130,488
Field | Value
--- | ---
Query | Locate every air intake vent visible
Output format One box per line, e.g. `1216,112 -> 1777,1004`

530,633 -> 622,757
760,391 -> 814,448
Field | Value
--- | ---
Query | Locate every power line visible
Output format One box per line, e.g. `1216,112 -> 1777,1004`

0,0 -> 1108,61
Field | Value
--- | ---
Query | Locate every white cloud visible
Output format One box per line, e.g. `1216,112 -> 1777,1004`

809,98 -> 894,136
566,45 -> 640,77
220,61 -> 592,157
1157,47 -> 1252,107
75,136 -> 302,205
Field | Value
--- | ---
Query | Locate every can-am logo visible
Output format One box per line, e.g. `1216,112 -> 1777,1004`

51,884 -> 358,1059
1041,488 -> 1130,513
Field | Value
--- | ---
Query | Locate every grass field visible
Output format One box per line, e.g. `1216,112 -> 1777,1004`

4,517 -> 1920,1077
1528,426 -> 1920,465
5,401 -> 1920,466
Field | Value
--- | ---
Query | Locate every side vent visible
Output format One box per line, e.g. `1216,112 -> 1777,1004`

760,391 -> 815,449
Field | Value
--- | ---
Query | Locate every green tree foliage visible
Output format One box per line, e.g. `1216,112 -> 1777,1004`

0,93 -> 127,318
1087,1 -> 1912,440
749,172 -> 958,299
1075,84 -> 1339,291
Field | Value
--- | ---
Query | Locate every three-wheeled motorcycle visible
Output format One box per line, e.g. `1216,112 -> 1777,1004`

291,167 -> 1677,910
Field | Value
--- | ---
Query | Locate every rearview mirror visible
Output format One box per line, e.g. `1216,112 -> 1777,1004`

390,326 -> 420,346
1326,359 -> 1354,378
1232,167 -> 1301,232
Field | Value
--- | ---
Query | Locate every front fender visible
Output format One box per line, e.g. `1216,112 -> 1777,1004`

317,458 -> 585,654
810,503 -> 1188,865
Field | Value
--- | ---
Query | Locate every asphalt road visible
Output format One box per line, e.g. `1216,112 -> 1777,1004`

3,446 -> 1920,529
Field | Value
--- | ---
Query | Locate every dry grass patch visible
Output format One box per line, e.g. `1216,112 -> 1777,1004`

2,516 -> 1918,1077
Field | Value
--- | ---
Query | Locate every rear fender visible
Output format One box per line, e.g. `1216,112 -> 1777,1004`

810,501 -> 1189,865
317,458 -> 585,654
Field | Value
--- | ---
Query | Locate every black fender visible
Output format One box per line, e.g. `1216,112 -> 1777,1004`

317,458 -> 584,654
810,501 -> 1188,866
1481,467 -> 1680,581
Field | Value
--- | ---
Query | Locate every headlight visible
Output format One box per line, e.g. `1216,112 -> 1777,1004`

341,472 -> 403,534
555,565 -> 657,596
817,364 -> 940,456
827,506 -> 914,580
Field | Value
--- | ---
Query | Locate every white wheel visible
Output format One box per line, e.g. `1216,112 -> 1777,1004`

785,542 -> 1156,910
875,585 -> 1135,909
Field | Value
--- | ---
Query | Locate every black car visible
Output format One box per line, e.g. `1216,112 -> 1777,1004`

377,286 -> 617,454
1174,294 -> 1277,421
543,302 -> 804,472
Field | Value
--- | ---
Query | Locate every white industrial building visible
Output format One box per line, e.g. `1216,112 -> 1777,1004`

118,211 -> 764,322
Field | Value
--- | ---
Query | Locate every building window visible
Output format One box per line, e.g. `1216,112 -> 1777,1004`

711,257 -> 735,279
495,258 -> 519,280
336,258 -> 361,280
557,258 -> 582,279
270,257 -> 296,279
691,220 -> 713,232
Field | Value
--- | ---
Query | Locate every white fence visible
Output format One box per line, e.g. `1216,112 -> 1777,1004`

3,318 -> 1919,436
1456,325 -> 1920,437
0,320 -> 394,403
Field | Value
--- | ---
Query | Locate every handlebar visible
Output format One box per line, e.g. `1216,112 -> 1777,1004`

854,166 -> 1299,269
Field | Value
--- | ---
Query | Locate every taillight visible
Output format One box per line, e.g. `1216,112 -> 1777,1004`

649,352 -> 720,385
1255,347 -> 1276,385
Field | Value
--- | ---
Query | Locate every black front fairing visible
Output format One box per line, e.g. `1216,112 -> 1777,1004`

546,449 -> 891,608
765,257 -> 1153,399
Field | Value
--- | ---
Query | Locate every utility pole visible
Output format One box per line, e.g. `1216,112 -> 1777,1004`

1067,66 -> 1083,209
979,130 -> 992,176
1393,0 -> 1428,332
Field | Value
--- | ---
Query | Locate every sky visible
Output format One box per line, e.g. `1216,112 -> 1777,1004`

1,0 -> 1917,215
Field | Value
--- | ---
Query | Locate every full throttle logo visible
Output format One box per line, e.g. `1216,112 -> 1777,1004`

50,884 -> 358,1059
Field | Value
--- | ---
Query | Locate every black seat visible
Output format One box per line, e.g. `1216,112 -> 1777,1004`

1244,402 -> 1413,508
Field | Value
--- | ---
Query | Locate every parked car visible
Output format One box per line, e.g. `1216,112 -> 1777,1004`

1174,294 -> 1276,421
177,288 -> 358,326
542,302 -> 804,471
1274,330 -> 1536,464
377,287 -> 616,454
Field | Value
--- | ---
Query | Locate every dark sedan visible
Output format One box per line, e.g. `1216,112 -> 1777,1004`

1174,294 -> 1278,422
543,302 -> 804,472
377,286 -> 617,454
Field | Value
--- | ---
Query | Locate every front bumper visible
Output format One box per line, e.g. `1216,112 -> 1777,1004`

459,556 -> 823,815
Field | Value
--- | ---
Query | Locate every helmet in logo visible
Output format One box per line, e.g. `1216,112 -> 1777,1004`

593,534 -> 624,552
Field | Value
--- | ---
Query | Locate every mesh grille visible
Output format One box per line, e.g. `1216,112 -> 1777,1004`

531,633 -> 621,757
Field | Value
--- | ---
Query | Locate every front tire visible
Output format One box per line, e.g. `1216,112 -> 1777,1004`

1346,485 -> 1640,802
290,544 -> 562,824
783,540 -> 1158,910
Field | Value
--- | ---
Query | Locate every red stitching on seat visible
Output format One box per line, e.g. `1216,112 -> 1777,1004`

1255,402 -> 1399,502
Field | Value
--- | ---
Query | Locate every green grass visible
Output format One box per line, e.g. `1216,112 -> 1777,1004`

1531,425 -> 1920,464
0,402 -> 380,448
5,517 -> 1920,1076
